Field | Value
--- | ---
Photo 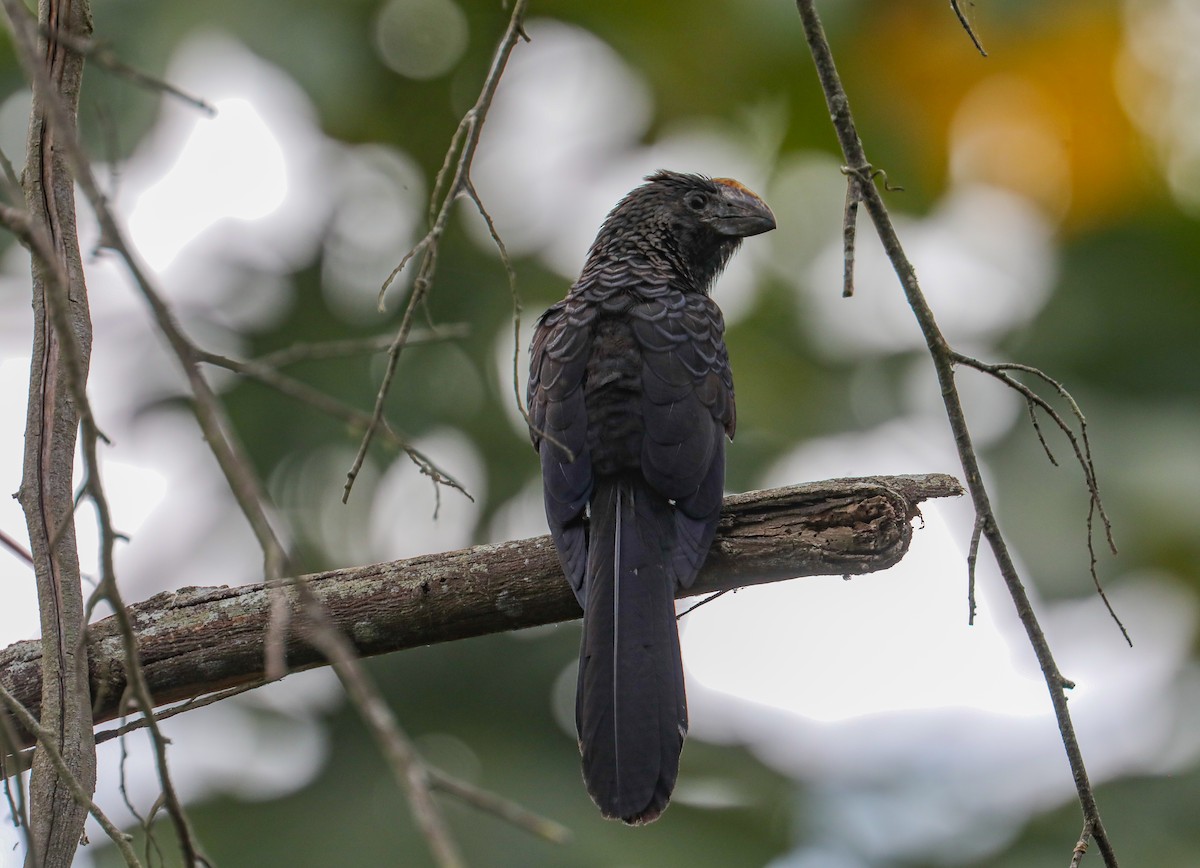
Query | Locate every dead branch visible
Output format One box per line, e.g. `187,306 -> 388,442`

1,474 -> 960,749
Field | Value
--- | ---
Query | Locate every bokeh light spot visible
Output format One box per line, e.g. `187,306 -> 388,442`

128,97 -> 288,271
373,0 -> 468,81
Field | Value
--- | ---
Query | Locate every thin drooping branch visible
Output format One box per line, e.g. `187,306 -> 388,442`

793,2 -> 1117,864
1,474 -> 961,748
950,354 -> 1126,645
195,349 -> 471,502
346,0 -> 530,503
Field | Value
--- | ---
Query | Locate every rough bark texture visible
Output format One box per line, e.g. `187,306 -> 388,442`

13,0 -> 97,863
1,474 -> 961,749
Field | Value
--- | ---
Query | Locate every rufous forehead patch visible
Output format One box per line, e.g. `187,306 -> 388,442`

713,177 -> 764,201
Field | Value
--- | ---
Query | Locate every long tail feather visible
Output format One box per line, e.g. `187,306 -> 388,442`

577,476 -> 687,824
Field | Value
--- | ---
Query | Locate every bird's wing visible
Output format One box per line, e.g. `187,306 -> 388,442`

528,297 -> 595,599
631,292 -> 735,587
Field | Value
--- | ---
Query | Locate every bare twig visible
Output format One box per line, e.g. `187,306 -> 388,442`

793,2 -> 1117,864
0,527 -> 34,567
0,686 -> 143,868
950,0 -> 988,57
196,348 -> 473,501
461,177 -> 539,444
428,768 -> 570,844
37,24 -> 216,115
840,168 -> 861,297
295,594 -> 465,868
251,324 -> 469,368
950,354 -> 1128,645
96,684 -> 264,747
966,515 -> 982,625
676,590 -> 733,619
78,480 -> 206,865
1071,818 -> 1093,868
346,0 -> 530,504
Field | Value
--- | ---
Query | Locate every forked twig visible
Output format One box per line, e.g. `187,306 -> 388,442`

196,349 -> 473,501
0,686 -> 143,867
951,353 -> 1128,645
346,0 -> 531,504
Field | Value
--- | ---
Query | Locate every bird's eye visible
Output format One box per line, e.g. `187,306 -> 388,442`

685,193 -> 707,211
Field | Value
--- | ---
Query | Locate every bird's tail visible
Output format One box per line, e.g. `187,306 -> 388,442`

576,475 -> 687,824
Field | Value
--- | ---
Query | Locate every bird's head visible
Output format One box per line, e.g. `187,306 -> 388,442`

587,170 -> 776,294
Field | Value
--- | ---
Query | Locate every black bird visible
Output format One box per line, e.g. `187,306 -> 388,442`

528,171 -> 776,823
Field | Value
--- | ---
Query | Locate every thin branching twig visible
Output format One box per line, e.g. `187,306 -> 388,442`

251,324 -> 468,368
1071,818 -> 1094,868
793,2 -> 1118,864
95,684 -> 264,746
37,23 -> 216,115
0,686 -> 143,868
197,349 -> 472,501
345,0 -> 531,504
428,768 -> 570,845
950,354 -> 1128,645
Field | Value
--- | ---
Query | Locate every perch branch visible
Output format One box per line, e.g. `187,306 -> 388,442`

1,474 -> 960,747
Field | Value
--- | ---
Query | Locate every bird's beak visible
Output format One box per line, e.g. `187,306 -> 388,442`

710,179 -> 776,238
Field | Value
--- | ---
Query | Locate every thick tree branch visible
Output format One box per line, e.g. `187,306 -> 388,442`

1,474 -> 960,750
